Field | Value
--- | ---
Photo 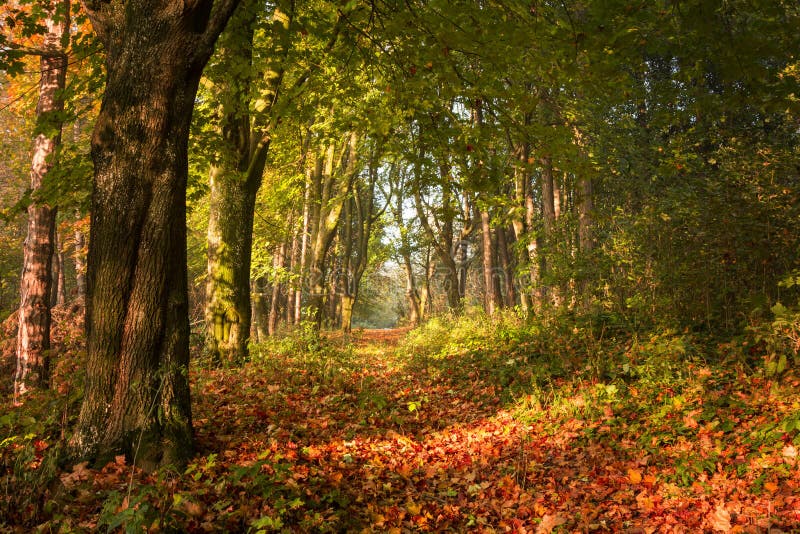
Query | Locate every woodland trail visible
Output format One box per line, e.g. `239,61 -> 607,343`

184,328 -> 800,532
12,325 -> 800,531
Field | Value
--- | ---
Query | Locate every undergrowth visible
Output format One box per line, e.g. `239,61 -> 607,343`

2,306 -> 799,531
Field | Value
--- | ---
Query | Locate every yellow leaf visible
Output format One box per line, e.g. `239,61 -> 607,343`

406,501 -> 421,515
627,468 -> 643,484
764,481 -> 779,493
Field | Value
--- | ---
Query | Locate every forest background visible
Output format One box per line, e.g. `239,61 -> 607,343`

1,0 -> 799,531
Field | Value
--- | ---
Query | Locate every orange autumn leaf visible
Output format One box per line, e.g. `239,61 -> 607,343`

627,468 -> 643,484
537,514 -> 567,533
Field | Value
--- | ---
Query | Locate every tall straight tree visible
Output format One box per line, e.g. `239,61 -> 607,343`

69,0 -> 240,468
14,0 -> 70,401
204,0 -> 292,363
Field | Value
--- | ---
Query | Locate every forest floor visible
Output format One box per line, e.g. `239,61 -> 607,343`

2,321 -> 800,532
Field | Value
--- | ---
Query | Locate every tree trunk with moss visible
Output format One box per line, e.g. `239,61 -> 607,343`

69,0 -> 239,469
204,1 -> 290,362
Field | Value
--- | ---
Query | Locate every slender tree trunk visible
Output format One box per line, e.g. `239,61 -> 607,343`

295,168 -> 312,325
55,229 -> 67,306
496,225 -> 515,308
50,229 -> 62,308
480,209 -> 496,316
286,226 -> 299,325
308,135 -> 355,328
394,183 -> 420,326
327,237 -> 341,328
511,152 -> 532,313
70,0 -> 240,468
340,196 -> 354,333
74,214 -> 87,300
578,175 -> 594,307
540,156 -> 559,306
268,242 -> 286,335
252,277 -> 268,342
14,0 -> 69,401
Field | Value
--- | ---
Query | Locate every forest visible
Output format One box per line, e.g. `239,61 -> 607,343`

1,0 -> 799,531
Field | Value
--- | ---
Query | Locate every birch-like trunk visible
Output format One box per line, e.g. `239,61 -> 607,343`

14,0 -> 69,401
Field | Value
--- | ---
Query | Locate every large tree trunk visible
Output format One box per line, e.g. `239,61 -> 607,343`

70,0 -> 240,469
14,0 -> 69,401
204,1 -> 258,364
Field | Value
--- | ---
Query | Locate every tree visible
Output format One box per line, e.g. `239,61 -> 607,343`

203,0 -> 293,363
69,0 -> 240,469
14,0 -> 70,401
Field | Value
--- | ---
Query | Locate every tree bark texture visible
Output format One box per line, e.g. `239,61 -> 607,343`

204,0 -> 290,362
70,0 -> 240,469
14,0 -> 69,401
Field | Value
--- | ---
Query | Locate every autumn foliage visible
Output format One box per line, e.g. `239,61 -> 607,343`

2,310 -> 799,531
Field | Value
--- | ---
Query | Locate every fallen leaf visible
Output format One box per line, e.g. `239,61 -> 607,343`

708,504 -> 731,532
628,468 -> 643,484
538,514 -> 566,533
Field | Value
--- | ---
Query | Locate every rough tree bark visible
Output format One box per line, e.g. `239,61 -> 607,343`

69,0 -> 240,469
204,0 -> 292,364
14,0 -> 69,401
